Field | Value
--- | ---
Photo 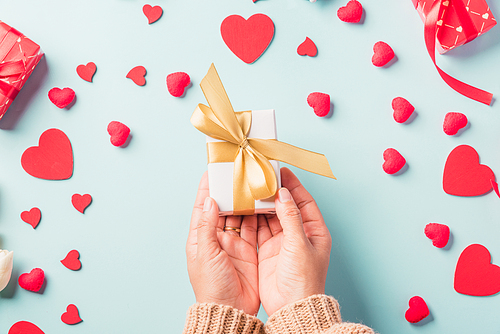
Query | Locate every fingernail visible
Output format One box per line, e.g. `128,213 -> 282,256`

203,197 -> 212,212
278,188 -> 292,203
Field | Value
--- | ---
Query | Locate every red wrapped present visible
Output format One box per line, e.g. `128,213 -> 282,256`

0,21 -> 43,119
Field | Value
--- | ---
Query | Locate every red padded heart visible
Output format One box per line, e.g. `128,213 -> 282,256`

107,121 -> 130,147
443,112 -> 467,135
61,250 -> 82,271
143,5 -> 163,24
297,37 -> 317,57
8,321 -> 45,334
167,72 -> 191,97
424,223 -> 450,248
307,92 -> 330,117
392,97 -> 414,123
72,194 -> 92,214
337,0 -> 363,23
48,87 -> 75,109
454,244 -> 500,296
221,14 -> 275,64
20,207 -> 41,229
21,129 -> 73,180
18,268 -> 44,292
405,296 -> 429,323
76,62 -> 97,82
61,304 -> 83,325
372,41 -> 394,67
443,145 -> 494,196
126,66 -> 147,86
382,148 -> 405,174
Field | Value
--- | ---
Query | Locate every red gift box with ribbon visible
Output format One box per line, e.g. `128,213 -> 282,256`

0,21 -> 44,119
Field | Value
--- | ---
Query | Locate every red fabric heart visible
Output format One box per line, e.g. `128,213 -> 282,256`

443,145 -> 494,196
126,66 -> 147,86
8,321 -> 45,334
72,194 -> 92,214
76,62 -> 97,82
21,128 -> 73,180
443,112 -> 467,135
61,304 -> 83,325
424,223 -> 450,248
167,72 -> 191,97
107,121 -> 130,147
20,207 -> 41,229
372,41 -> 394,67
143,5 -> 163,24
454,244 -> 500,296
61,250 -> 82,271
337,0 -> 363,23
392,97 -> 414,123
48,87 -> 75,109
297,37 -> 317,57
382,148 -> 405,174
307,92 -> 330,117
405,296 -> 429,323
18,268 -> 44,292
221,14 -> 275,64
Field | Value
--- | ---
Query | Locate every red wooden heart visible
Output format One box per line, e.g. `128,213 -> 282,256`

20,207 -> 41,229
404,296 -> 429,323
372,41 -> 394,67
61,250 -> 82,271
221,14 -> 275,64
297,37 -> 317,57
454,244 -> 500,296
143,5 -> 163,24
61,304 -> 83,325
18,268 -> 44,292
337,0 -> 363,23
8,321 -> 45,334
443,145 -> 494,196
76,62 -> 97,82
21,129 -> 73,180
126,66 -> 147,86
48,87 -> 75,109
72,194 -> 92,213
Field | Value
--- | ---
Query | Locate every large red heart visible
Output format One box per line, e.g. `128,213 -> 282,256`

404,296 -> 429,323
20,207 -> 41,229
21,129 -> 73,180
220,14 -> 275,64
443,145 -> 494,196
76,62 -> 97,82
454,244 -> 500,296
61,250 -> 82,271
8,321 -> 45,334
61,304 -> 83,325
297,37 -> 317,57
18,268 -> 44,292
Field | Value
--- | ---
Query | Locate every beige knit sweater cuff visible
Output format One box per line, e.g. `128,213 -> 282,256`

183,303 -> 264,334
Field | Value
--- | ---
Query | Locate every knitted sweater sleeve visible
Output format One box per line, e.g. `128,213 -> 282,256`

265,294 -> 375,334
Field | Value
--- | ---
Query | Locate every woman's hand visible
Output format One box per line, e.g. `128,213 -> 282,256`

257,167 -> 332,316
186,172 -> 260,316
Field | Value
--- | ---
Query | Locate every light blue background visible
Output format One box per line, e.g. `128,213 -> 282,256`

1,0 -> 500,332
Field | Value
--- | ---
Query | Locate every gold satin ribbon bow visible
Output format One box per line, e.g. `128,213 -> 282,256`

191,64 -> 336,215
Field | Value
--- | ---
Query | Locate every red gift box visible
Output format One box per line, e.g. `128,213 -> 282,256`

413,0 -> 497,54
0,21 -> 43,120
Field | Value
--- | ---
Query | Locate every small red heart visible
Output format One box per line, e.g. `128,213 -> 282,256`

76,62 -> 97,82
392,97 -> 415,123
21,128 -> 74,180
372,41 -> 395,67
443,145 -> 494,196
61,250 -> 82,271
382,148 -> 406,174
48,87 -> 75,109
61,304 -> 83,325
72,194 -> 92,214
20,207 -> 41,229
405,296 -> 429,323
221,14 -> 275,64
126,66 -> 147,86
107,121 -> 130,147
443,112 -> 467,135
297,37 -> 318,57
454,244 -> 500,296
307,92 -> 330,117
18,268 -> 44,292
143,4 -> 163,24
167,72 -> 191,97
337,0 -> 363,23
424,223 -> 450,248
8,321 -> 45,334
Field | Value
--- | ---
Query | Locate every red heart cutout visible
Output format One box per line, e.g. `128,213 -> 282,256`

48,87 -> 75,109
372,41 -> 395,67
61,304 -> 83,325
76,62 -> 97,82
307,92 -> 330,117
18,268 -> 44,292
107,121 -> 130,147
491,179 -> 500,198
8,321 -> 45,334
382,148 -> 406,174
337,0 -> 363,23
20,207 -> 41,229
443,112 -> 467,135
405,296 -> 429,323
297,37 -> 318,57
392,97 -> 414,123
143,4 -> 163,24
126,66 -> 147,86
21,129 -> 73,180
454,244 -> 500,296
443,145 -> 494,196
61,250 -> 82,271
167,72 -> 191,97
72,194 -> 92,214
221,14 -> 275,64
424,223 -> 450,248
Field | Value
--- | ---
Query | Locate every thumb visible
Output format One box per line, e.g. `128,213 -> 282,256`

197,197 -> 220,253
275,188 -> 307,241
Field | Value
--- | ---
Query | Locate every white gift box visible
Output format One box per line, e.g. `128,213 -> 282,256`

207,109 -> 281,216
